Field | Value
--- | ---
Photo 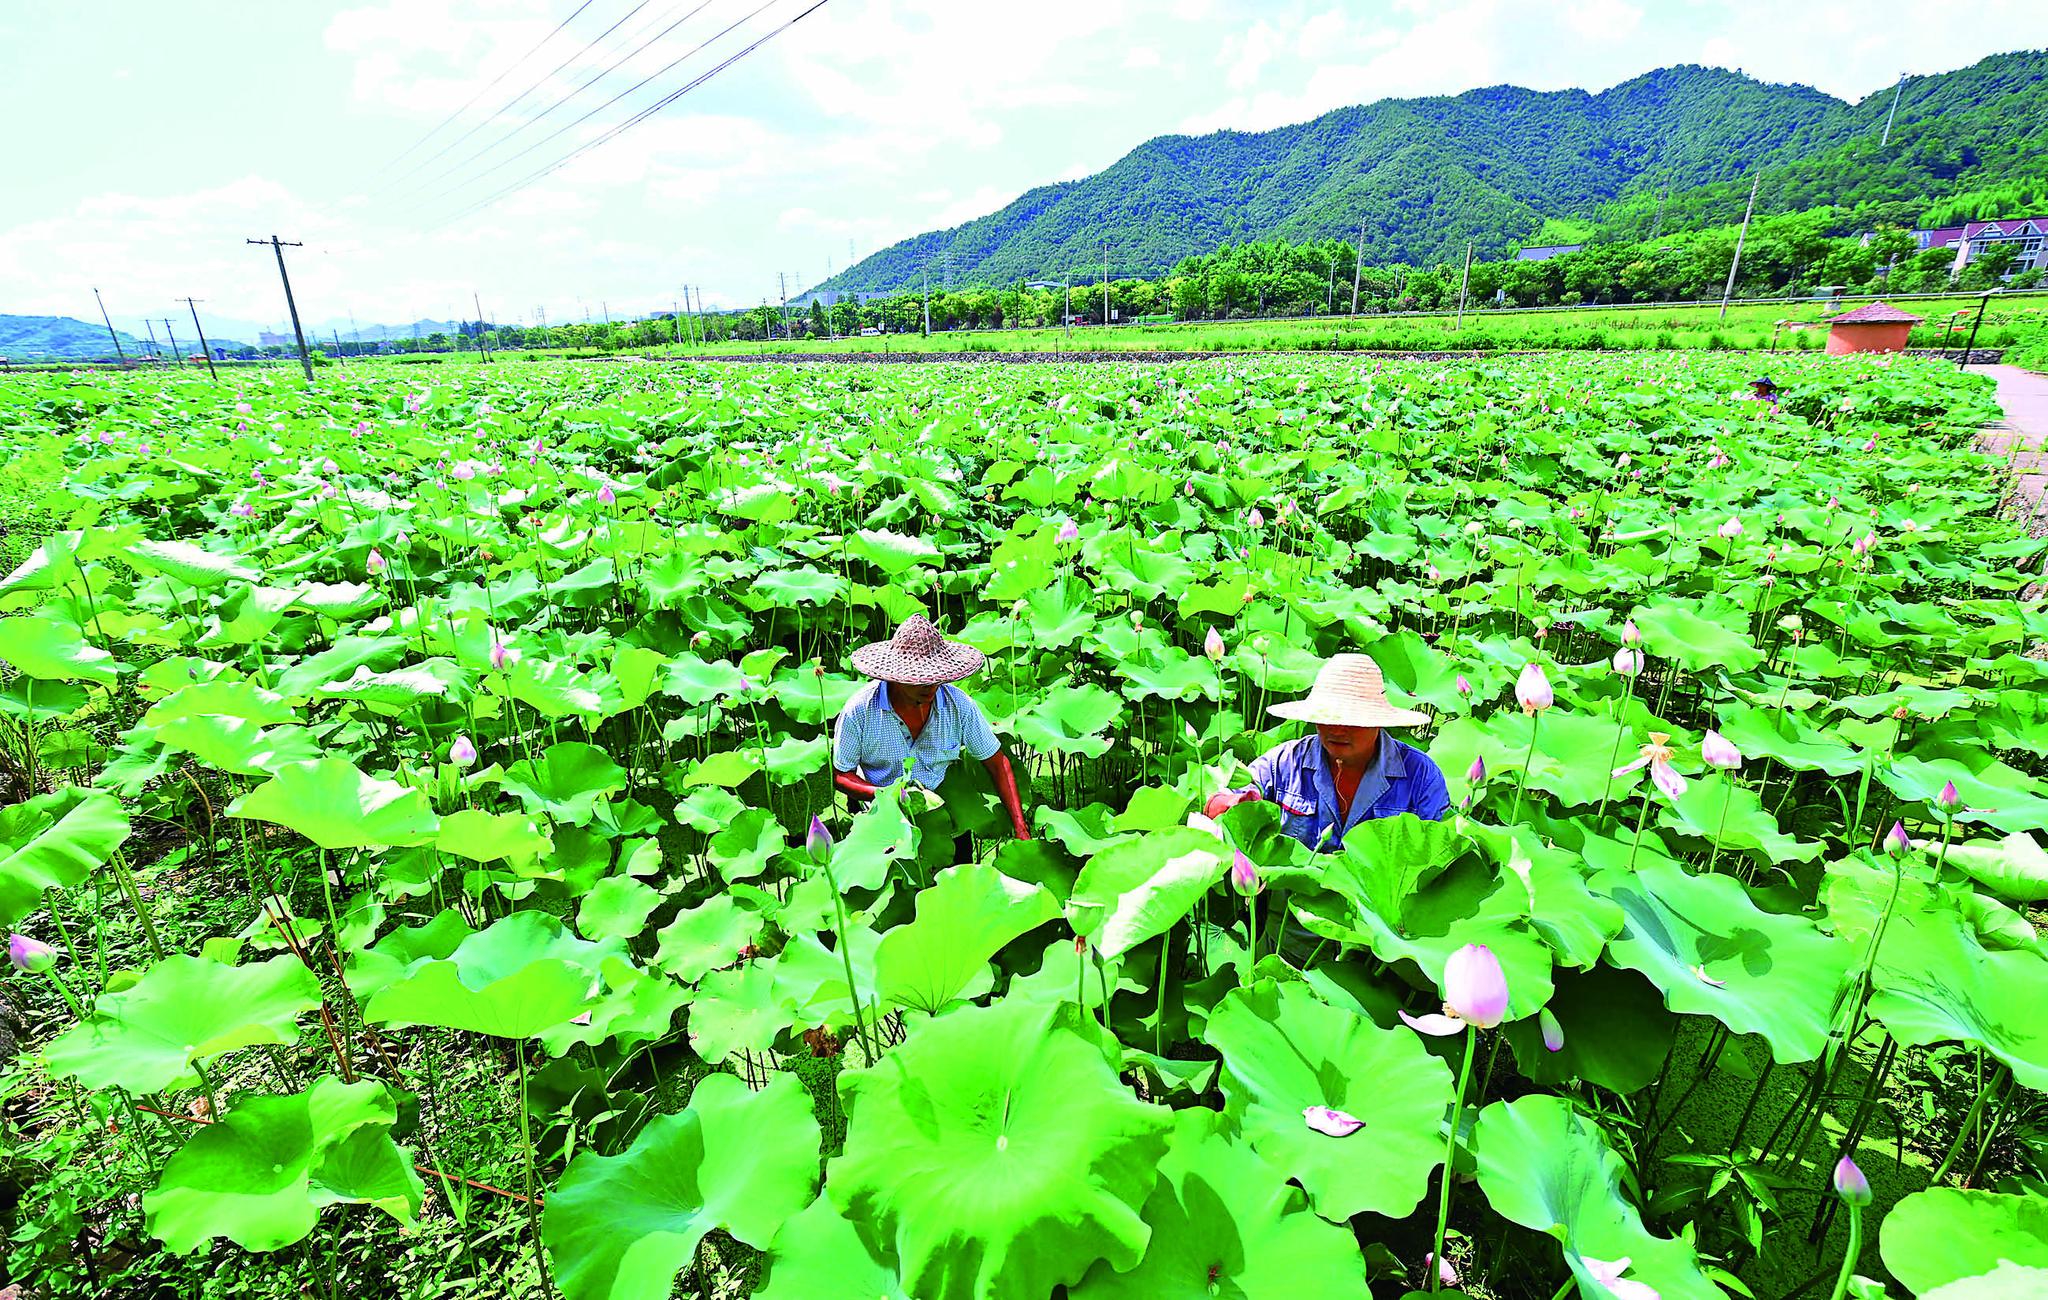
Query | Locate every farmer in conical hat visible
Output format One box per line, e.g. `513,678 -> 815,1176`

1204,653 -> 1450,852
833,614 -> 1033,841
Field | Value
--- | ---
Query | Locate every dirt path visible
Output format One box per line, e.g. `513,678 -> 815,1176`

1975,363 -> 2048,602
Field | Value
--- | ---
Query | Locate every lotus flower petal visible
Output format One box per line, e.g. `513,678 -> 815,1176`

1302,1105 -> 1365,1137
1398,1011 -> 1466,1037
1650,759 -> 1688,802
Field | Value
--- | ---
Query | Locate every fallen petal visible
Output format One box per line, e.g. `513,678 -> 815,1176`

1399,1011 -> 1466,1037
1303,1105 -> 1366,1137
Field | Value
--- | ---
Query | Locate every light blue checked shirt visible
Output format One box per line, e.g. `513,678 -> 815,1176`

1239,735 -> 1452,853
832,682 -> 1002,789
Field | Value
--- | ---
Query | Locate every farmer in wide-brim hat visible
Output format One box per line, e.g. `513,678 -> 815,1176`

1204,653 -> 1450,852
832,615 -> 1033,840
1746,375 -> 1780,404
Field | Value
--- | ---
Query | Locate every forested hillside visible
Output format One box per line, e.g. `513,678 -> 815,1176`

820,50 -> 2048,294
0,315 -> 150,363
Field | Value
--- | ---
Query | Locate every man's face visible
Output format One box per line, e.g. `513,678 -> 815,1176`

892,681 -> 940,709
1316,724 -> 1380,767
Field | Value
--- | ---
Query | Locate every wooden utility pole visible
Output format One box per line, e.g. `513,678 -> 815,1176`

1454,240 -> 1474,328
161,318 -> 186,367
1719,175 -> 1762,320
247,235 -> 315,383
1101,243 -> 1110,325
93,288 -> 128,363
179,298 -> 218,381
1350,222 -> 1366,314
1959,291 -> 1992,369
143,318 -> 162,362
331,328 -> 347,367
922,269 -> 931,336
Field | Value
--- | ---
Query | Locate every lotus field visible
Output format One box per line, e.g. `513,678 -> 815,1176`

6,353 -> 2048,1300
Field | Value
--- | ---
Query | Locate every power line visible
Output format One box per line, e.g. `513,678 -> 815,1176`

376,0 -> 599,181
382,0 -> 662,192
428,0 -> 829,227
404,0 -> 714,202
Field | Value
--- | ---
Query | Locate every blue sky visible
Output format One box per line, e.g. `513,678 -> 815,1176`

4,0 -> 2046,337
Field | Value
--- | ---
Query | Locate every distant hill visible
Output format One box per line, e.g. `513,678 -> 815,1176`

817,50 -> 2048,294
0,315 -> 152,363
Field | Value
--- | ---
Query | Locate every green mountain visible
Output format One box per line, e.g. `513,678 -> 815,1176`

818,51 -> 2048,294
0,315 -> 151,363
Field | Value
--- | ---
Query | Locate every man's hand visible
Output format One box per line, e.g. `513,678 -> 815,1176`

1203,789 -> 1261,820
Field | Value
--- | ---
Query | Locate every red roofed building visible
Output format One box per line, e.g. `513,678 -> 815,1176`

1825,301 -> 1922,355
1913,218 -> 2048,276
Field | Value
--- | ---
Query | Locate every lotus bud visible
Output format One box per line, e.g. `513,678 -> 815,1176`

8,933 -> 58,973
1612,647 -> 1643,675
1539,1007 -> 1564,1052
1515,663 -> 1553,713
1861,437 -> 1877,453
1717,517 -> 1743,538
807,816 -> 834,864
1248,508 -> 1265,529
598,483 -> 616,506
1444,943 -> 1509,1028
1129,610 -> 1143,630
1936,780 -> 1960,812
1229,850 -> 1261,896
230,501 -> 255,518
1425,1253 -> 1459,1287
366,548 -> 386,574
1701,730 -> 1742,771
1886,820 -> 1911,856
1467,755 -> 1486,785
1056,519 -> 1079,543
1833,1155 -> 1871,1206
1455,674 -> 1472,696
1203,627 -> 1226,662
489,638 -> 510,670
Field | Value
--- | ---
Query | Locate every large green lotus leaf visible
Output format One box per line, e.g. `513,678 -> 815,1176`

833,785 -> 921,891
756,566 -> 847,607
1206,978 -> 1453,1221
1318,814 -> 1471,929
540,958 -> 690,1057
1944,833 -> 2048,904
499,742 -> 627,826
317,661 -> 469,709
1070,1110 -> 1373,1300
1465,822 -> 1622,968
124,537 -> 260,588
362,911 -> 617,1039
1472,1095 -> 1720,1300
756,1194 -> 913,1300
1065,827 -> 1226,960
45,954 -> 323,1092
1024,576 -> 1098,649
829,997 -> 1171,1300
1922,1263 -> 2048,1299
0,614 -> 124,683
1865,910 -> 2048,1091
662,653 -> 748,705
681,747 -> 764,789
544,1072 -> 820,1300
1632,597 -> 1764,674
148,714 -> 324,777
1118,647 -> 1221,703
1296,853 -> 1556,1022
0,787 -> 130,929
1881,1188 -> 2048,1296
434,809 -> 552,867
144,1076 -> 421,1255
654,894 -> 766,984
1657,771 -> 1822,865
769,665 -> 863,725
687,960 -> 798,1063
1503,965 -> 1675,1094
1434,709 -> 1639,809
227,758 -> 439,851
768,925 -> 890,1028
764,734 -> 829,784
1716,704 -> 1865,776
1012,680 -> 1123,759
876,863 -> 1061,1013
851,528 -> 940,575
1883,756 -> 2048,837
1590,851 -> 1851,1062
576,875 -> 662,941
709,808 -> 784,881
344,910 -> 472,1002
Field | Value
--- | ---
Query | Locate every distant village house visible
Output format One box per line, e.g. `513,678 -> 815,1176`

1911,217 -> 2048,276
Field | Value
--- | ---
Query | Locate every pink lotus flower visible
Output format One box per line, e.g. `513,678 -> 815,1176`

366,548 -> 386,574
1861,437 -> 1877,453
1581,1256 -> 1659,1300
8,933 -> 58,973
597,483 -> 616,506
489,638 -> 510,671
234,401 -> 252,415
1886,820 -> 1911,855
1056,519 -> 1079,543
1539,1007 -> 1564,1052
1701,730 -> 1741,771
807,815 -> 834,864
1203,627 -> 1226,662
1466,756 -> 1486,784
1400,943 -> 1509,1036
230,501 -> 254,518
1455,674 -> 1472,696
1717,517 -> 1743,539
452,462 -> 476,481
1833,1155 -> 1871,1206
448,735 -> 477,768
1936,780 -> 1960,811
1614,732 -> 1687,800
1247,508 -> 1265,529
1515,663 -> 1553,713
1302,1105 -> 1364,1137
1229,851 -> 1262,896
321,458 -> 339,474
1612,647 -> 1643,675
1425,1253 -> 1459,1287
354,421 -> 371,438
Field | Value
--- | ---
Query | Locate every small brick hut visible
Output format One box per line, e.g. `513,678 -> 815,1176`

1825,301 -> 1922,355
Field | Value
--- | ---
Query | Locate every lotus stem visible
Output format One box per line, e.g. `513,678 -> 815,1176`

819,856 -> 876,1061
513,1046 -> 552,1293
1430,1024 -> 1478,1293
1823,1201 -> 1862,1300
1596,673 -> 1635,819
1930,1064 -> 2007,1184
1706,776 -> 1735,874
1509,711 -> 1541,825
1155,931 -> 1170,1057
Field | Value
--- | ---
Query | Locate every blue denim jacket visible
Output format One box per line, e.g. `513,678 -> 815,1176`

1241,734 -> 1452,852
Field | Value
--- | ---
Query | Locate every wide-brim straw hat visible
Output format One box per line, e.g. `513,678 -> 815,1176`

1269,654 -> 1430,728
851,614 -> 986,684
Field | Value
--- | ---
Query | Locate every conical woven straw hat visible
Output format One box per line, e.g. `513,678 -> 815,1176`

850,614 -> 986,685
1269,654 -> 1430,728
